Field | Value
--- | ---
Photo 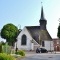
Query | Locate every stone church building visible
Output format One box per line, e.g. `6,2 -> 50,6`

15,6 -> 54,51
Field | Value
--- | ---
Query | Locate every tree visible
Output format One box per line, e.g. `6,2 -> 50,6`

1,23 -> 19,46
57,25 -> 60,38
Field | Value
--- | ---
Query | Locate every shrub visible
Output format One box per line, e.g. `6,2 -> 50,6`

0,53 -> 16,60
0,44 -> 2,53
2,43 -> 11,54
15,50 -> 25,56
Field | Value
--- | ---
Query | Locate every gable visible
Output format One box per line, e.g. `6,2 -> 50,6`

17,27 -> 32,40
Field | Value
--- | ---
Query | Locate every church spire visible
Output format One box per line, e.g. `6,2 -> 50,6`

40,6 -> 45,20
39,3 -> 47,30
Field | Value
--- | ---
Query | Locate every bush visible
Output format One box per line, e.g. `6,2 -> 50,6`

2,43 -> 11,54
15,50 -> 25,56
0,44 -> 2,53
0,53 -> 16,60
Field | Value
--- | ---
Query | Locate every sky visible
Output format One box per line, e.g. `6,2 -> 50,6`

0,0 -> 60,42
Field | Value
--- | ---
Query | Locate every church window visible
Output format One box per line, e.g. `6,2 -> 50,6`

21,34 -> 27,45
42,41 -> 45,47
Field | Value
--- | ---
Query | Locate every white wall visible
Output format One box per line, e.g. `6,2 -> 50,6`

16,27 -> 33,50
14,27 -> 54,51
45,41 -> 54,51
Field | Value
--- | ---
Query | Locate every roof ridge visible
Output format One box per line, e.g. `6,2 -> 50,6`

25,26 -> 40,27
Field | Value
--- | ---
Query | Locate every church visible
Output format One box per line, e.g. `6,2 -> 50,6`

15,6 -> 54,51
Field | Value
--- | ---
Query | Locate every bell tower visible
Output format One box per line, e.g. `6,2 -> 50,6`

39,6 -> 47,30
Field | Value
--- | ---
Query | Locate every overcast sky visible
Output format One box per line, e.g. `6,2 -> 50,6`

0,0 -> 60,41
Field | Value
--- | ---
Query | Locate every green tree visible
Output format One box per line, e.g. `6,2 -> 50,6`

1,23 -> 19,46
57,25 -> 60,38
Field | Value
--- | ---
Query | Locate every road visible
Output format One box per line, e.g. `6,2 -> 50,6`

21,53 -> 60,60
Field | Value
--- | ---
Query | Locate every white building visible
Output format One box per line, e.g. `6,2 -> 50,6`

15,6 -> 54,51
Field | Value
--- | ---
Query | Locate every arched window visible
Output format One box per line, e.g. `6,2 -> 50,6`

21,34 -> 27,45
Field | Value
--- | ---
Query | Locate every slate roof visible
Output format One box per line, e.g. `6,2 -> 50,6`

26,26 -> 52,44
